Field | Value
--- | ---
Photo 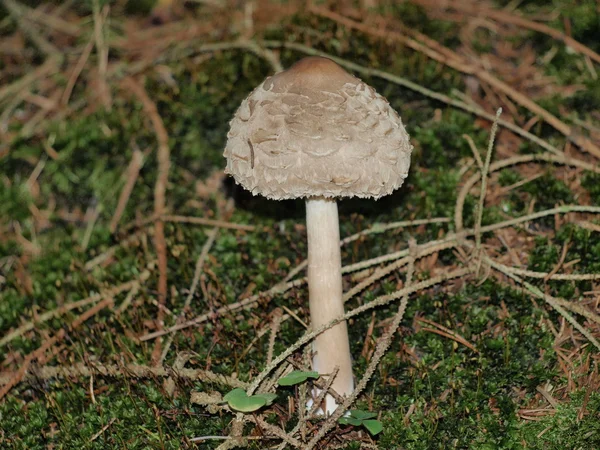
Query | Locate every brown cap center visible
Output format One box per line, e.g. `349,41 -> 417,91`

265,56 -> 359,93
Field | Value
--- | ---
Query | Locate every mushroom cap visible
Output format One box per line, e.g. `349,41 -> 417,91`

224,56 -> 413,200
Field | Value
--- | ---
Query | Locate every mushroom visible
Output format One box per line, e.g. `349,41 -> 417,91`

224,57 -> 413,414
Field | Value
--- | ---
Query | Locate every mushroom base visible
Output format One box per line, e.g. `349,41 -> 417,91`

306,197 -> 355,414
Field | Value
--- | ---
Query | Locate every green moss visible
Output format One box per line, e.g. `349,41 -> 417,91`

373,281 -> 557,449
2,2 -> 599,448
582,173 -> 600,205
521,391 -> 600,449
0,382 -> 228,449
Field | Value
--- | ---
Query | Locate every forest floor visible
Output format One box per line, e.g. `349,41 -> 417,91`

1,0 -> 600,449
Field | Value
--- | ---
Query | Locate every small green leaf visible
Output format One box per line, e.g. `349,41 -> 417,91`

339,417 -> 363,427
223,388 -> 276,413
228,396 -> 266,412
277,370 -> 320,386
362,419 -> 383,436
223,388 -> 246,402
254,393 -> 277,406
350,409 -> 378,420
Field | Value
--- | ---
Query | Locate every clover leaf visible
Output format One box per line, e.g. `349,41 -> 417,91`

277,370 -> 319,386
223,388 -> 277,413
338,409 -> 383,436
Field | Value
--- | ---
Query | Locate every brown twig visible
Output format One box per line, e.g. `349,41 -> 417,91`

266,308 -> 284,366
121,76 -> 171,365
92,0 -> 111,109
2,0 -> 80,37
159,227 -> 218,363
3,0 -> 60,56
414,0 -> 600,65
61,35 -> 95,106
415,318 -> 478,353
162,214 -> 255,232
0,361 -> 248,389
0,279 -> 141,348
109,149 -> 145,233
0,296 -> 114,400
0,56 -> 60,106
455,152 -> 600,233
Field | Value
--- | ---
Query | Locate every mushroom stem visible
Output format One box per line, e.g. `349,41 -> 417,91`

305,197 -> 354,414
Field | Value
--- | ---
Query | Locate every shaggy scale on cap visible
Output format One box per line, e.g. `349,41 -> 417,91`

224,57 -> 413,200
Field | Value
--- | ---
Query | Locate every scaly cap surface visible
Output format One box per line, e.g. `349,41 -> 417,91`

224,57 -> 413,200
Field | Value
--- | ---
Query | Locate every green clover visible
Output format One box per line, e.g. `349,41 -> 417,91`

223,388 -> 277,413
277,370 -> 319,387
339,409 -> 383,436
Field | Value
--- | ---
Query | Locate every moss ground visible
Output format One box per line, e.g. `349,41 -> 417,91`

1,0 -> 599,448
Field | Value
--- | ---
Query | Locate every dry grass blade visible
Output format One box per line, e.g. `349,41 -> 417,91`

0,279 -> 141,348
3,0 -> 60,56
162,214 -> 255,231
61,35 -> 95,106
486,257 -> 600,351
92,0 -> 111,108
415,317 -> 478,352
0,296 -> 115,400
475,109 -> 502,258
0,56 -> 60,106
109,149 -> 145,233
0,361 -> 248,389
455,153 -> 600,232
414,0 -> 600,65
160,228 -> 218,363
120,76 -> 171,365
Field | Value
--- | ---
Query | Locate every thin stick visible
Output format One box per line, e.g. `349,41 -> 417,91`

0,279 -> 140,348
463,134 -> 483,171
416,318 -> 478,352
0,361 -> 248,389
498,264 -> 600,281
455,153 -> 600,232
475,109 -> 502,255
341,217 -> 450,245
415,0 -> 600,65
92,0 -> 111,108
84,230 -> 146,270
159,228 -> 218,363
81,204 -> 103,250
486,258 -> 600,351
2,0 -> 80,36
89,418 -> 116,442
61,36 -> 95,106
266,309 -> 284,365
138,278 -> 307,341
109,149 -> 145,233
162,214 -> 255,231
0,57 -> 60,106
3,0 -> 59,56
0,296 -> 114,400
121,77 -> 171,365
283,217 -> 450,285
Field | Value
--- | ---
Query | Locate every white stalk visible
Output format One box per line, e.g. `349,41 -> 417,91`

306,197 -> 354,414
